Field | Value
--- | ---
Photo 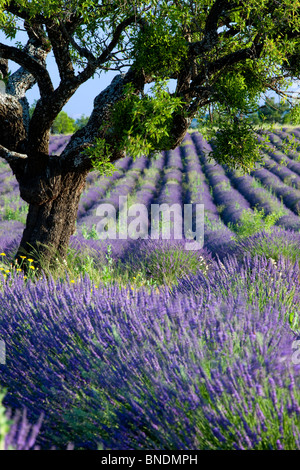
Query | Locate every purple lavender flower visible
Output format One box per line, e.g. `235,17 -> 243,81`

4,408 -> 44,450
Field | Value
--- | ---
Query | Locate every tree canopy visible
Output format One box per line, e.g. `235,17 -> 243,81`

29,101 -> 88,134
1,0 -> 300,268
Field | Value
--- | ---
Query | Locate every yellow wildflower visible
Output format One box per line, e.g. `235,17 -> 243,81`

29,266 -> 35,270
0,253 -> 5,256
27,258 -> 34,262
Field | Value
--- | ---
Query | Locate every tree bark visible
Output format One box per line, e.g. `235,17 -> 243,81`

15,170 -> 88,272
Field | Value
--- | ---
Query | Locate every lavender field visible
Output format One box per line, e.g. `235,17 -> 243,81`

1,128 -> 300,450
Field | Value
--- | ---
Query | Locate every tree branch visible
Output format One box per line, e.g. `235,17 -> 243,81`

208,43 -> 264,73
59,22 -> 97,65
189,43 -> 264,93
0,58 -> 8,80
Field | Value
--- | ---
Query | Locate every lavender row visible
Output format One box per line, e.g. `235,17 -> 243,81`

127,152 -> 165,207
181,133 -> 229,227
144,148 -> 184,240
155,148 -> 183,205
182,133 -> 235,256
265,131 -> 300,162
265,144 -> 300,176
101,155 -> 149,208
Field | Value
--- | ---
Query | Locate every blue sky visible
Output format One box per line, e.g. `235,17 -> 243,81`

1,29 -> 127,119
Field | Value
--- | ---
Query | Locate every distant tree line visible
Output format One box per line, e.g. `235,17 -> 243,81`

29,101 -> 89,134
197,97 -> 299,127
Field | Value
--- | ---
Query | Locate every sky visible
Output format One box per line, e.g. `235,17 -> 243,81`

1,29 -> 300,120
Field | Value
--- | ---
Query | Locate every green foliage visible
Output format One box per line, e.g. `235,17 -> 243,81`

30,99 -> 88,133
257,97 -> 291,124
30,102 -> 80,135
233,230 -> 300,270
197,60 -> 270,129
286,103 -> 300,125
101,244 -> 115,285
56,240 -> 208,290
214,64 -> 264,114
195,62 -> 276,171
3,203 -> 28,224
28,100 -> 37,119
142,247 -> 208,285
81,223 -> 99,240
109,80 -> 184,158
283,42 -> 300,77
119,245 -> 209,287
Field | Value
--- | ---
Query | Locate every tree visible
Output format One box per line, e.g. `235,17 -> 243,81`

0,0 -> 300,270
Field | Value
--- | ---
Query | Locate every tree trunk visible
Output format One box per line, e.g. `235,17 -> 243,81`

15,170 -> 88,272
